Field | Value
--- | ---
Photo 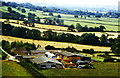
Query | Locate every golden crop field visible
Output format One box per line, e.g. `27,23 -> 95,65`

0,35 -> 111,51
0,19 -> 68,31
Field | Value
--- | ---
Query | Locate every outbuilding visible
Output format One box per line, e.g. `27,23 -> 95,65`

31,57 -> 63,69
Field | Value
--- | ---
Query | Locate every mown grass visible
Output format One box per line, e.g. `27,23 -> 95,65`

91,57 -> 104,62
38,62 -> 119,77
2,61 -> 33,77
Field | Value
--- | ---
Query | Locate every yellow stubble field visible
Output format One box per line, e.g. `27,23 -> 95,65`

0,35 -> 111,51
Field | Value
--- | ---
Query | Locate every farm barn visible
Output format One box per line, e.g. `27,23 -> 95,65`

58,52 -> 90,62
11,47 -> 28,55
30,50 -> 46,55
31,57 -> 63,69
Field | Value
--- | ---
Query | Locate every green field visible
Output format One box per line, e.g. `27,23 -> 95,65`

38,62 -> 119,77
0,6 -> 119,31
2,61 -> 33,77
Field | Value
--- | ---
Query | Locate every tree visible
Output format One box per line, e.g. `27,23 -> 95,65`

66,46 -> 77,53
80,15 -> 83,18
23,20 -> 28,26
80,33 -> 100,45
99,25 -> 106,31
111,36 -> 120,55
45,45 -> 55,50
43,30 -> 57,40
100,34 -> 108,46
57,15 -> 61,18
36,17 -> 40,23
17,7 -> 21,10
74,15 -> 78,18
68,24 -> 75,31
21,9 -> 26,13
76,23 -> 83,32
5,19 -> 10,24
8,7 -> 12,12
49,12 -> 53,16
95,15 -> 102,20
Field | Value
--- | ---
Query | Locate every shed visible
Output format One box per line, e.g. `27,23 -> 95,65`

45,52 -> 56,58
31,57 -> 62,69
30,50 -> 46,55
11,47 -> 28,55
59,52 -> 91,62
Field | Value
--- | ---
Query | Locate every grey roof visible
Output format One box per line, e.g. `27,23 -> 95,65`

31,57 -> 62,64
46,50 -> 62,53
60,52 -> 86,57
34,54 -> 46,57
11,47 -> 27,53
30,50 -> 46,53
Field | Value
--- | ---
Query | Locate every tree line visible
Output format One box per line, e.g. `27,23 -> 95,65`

2,22 -> 115,47
2,40 -> 37,56
68,23 -> 106,32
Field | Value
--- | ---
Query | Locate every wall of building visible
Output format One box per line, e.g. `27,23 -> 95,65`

37,62 -> 61,69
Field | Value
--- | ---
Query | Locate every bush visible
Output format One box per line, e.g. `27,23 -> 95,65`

103,58 -> 115,62
45,45 -> 55,50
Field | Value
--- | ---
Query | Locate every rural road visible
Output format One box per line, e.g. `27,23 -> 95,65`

0,47 -> 19,62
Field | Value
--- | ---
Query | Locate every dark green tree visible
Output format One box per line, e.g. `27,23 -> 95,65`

8,7 -> 12,12
100,34 -> 108,46
76,23 -> 83,31
111,36 -> 120,55
21,9 -> 26,13
57,15 -> 61,18
49,12 -> 53,16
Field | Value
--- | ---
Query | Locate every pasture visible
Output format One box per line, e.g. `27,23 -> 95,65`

38,62 -> 119,76
2,61 -> 33,76
0,6 -> 119,31
0,35 -> 111,51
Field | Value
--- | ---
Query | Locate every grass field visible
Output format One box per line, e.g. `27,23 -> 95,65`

0,19 -> 118,39
2,61 -> 33,76
38,62 -> 120,76
0,35 -> 111,51
0,6 -> 119,31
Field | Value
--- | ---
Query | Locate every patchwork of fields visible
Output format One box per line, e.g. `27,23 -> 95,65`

0,19 -> 118,39
0,6 -> 119,31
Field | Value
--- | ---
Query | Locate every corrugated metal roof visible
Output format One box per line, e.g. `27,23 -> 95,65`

31,57 -> 62,64
11,47 -> 27,53
60,52 -> 86,57
30,50 -> 46,53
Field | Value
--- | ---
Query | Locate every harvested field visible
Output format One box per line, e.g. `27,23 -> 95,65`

0,19 -> 118,39
0,35 -> 111,51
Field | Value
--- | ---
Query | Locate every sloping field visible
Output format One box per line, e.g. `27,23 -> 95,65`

0,35 -> 111,51
39,62 -> 120,76
0,19 -> 68,31
0,19 -> 118,39
2,60 -> 33,76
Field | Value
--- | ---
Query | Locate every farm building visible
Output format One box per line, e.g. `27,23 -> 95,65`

45,52 -> 56,58
11,47 -> 28,55
31,57 -> 63,69
30,50 -> 46,55
15,54 -> 46,59
58,52 -> 91,62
